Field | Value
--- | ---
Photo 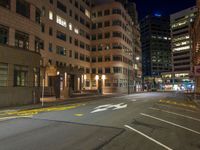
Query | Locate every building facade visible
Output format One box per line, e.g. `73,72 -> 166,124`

91,1 -> 139,93
39,0 -> 92,99
192,0 -> 200,93
0,0 -> 142,107
0,0 -> 41,107
170,7 -> 197,91
140,14 -> 171,90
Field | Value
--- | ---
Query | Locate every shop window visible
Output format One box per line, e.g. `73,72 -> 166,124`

92,80 -> 96,87
86,80 -> 90,87
14,65 -> 28,87
105,79 -> 111,87
0,63 -> 8,87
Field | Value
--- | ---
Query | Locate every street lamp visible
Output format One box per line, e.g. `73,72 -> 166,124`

136,57 -> 140,61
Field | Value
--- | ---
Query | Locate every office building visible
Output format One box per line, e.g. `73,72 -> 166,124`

91,1 -> 138,93
170,6 -> 197,91
0,0 -> 141,107
192,0 -> 200,93
0,0 -> 41,106
140,14 -> 171,89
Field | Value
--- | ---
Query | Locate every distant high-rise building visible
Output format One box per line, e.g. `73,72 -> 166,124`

171,6 -> 197,88
140,14 -> 171,79
124,0 -> 138,24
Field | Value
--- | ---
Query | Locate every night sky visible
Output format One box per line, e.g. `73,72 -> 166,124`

134,0 -> 196,20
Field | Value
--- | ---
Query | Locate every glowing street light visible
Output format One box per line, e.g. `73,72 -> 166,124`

136,57 -> 140,61
95,75 -> 99,80
102,75 -> 106,80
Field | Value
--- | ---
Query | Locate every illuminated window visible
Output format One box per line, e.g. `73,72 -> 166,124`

56,15 -> 67,27
85,9 -> 90,18
74,28 -> 79,34
49,11 -> 53,20
173,45 -> 190,51
69,23 -> 73,30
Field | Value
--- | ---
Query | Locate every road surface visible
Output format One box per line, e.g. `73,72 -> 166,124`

0,92 -> 200,150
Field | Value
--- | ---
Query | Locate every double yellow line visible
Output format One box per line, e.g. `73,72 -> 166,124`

0,104 -> 82,121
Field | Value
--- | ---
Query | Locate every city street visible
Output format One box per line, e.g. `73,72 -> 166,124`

0,92 -> 199,150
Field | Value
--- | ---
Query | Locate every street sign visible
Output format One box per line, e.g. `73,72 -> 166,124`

91,103 -> 127,113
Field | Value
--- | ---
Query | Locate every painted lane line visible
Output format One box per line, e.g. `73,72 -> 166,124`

149,107 -> 200,122
0,115 -> 32,121
74,114 -> 84,117
140,113 -> 200,135
130,99 -> 137,102
155,103 -> 197,113
124,125 -> 173,150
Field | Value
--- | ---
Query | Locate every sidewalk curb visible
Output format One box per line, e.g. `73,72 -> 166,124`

0,93 -> 126,113
184,93 -> 200,108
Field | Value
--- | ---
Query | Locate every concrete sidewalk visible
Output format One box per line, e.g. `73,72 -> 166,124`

0,93 -> 126,113
184,93 -> 200,107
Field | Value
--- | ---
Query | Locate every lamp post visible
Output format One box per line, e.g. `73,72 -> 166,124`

41,66 -> 46,107
128,65 -> 130,94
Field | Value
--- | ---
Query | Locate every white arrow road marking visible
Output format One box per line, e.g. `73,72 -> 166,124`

91,107 -> 110,113
113,103 -> 128,110
95,104 -> 113,109
91,103 -> 128,113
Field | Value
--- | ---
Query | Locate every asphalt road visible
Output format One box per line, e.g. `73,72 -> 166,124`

0,92 -> 200,150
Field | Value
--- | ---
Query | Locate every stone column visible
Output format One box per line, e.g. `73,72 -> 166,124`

11,0 -> 16,13
29,34 -> 35,52
8,28 -> 15,46
8,64 -> 14,87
